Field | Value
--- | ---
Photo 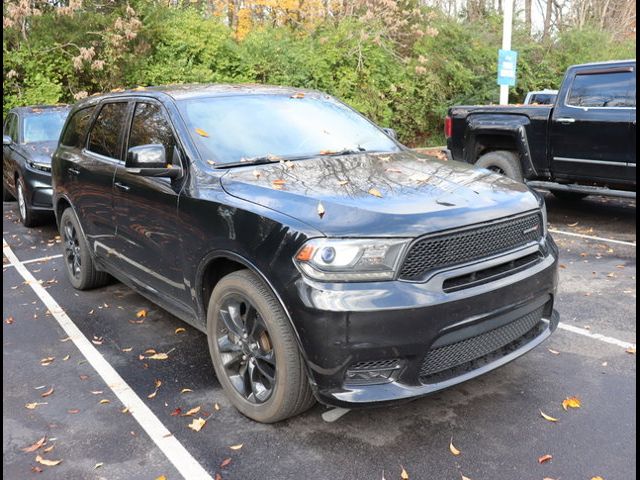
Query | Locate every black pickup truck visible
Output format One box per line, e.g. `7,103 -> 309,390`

445,59 -> 636,200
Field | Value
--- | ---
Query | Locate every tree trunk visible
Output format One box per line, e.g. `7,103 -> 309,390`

542,0 -> 553,39
525,0 -> 532,35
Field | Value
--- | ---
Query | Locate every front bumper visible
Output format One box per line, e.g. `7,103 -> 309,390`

23,166 -> 53,210
286,236 -> 559,407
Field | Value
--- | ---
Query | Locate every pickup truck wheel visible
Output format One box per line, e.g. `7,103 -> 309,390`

475,151 -> 523,182
550,190 -> 589,201
207,270 -> 315,423
59,207 -> 111,290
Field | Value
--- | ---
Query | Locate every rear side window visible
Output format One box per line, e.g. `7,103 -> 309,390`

61,106 -> 96,148
128,102 -> 177,165
88,102 -> 129,158
3,113 -> 19,141
567,71 -> 635,108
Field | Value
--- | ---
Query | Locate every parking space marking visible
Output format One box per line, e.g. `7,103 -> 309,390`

558,322 -> 636,350
3,238 -> 213,480
3,253 -> 63,267
549,228 -> 636,247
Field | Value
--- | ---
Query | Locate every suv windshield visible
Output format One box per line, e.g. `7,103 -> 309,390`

23,110 -> 68,143
178,94 -> 400,165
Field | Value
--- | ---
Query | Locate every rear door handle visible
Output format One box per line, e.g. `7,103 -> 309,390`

68,167 -> 80,176
557,117 -> 576,124
114,181 -> 130,192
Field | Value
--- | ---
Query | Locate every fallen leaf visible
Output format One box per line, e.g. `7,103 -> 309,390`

5,316 -> 14,324
90,390 -> 103,395
220,457 -> 232,468
91,337 -> 103,345
180,388 -> 193,394
121,407 -> 129,414
40,387 -> 54,398
317,202 -> 326,219
175,327 -> 186,334
461,475 -> 472,480
31,466 -> 43,473
40,357 -> 55,366
195,128 -> 210,137
79,375 -> 89,381
385,168 -> 403,173
148,352 -> 169,360
110,87 -> 125,93
547,348 -> 560,355
368,188 -> 383,198
188,417 -> 206,432
62,355 -> 70,361
400,466 -> 409,479
591,477 -> 604,480
67,409 -> 80,414
290,92 -> 305,99
230,443 -> 243,450
272,179 -> 286,186
94,462 -> 104,469
562,396 -> 581,410
182,406 -> 201,417
538,454 -> 553,464
449,438 -> 461,456
132,86 -> 147,91
144,349 -> 157,355
136,309 -> 147,318
99,399 -> 110,404
148,390 -> 158,399
155,379 -> 162,388
43,445 -> 55,453
540,410 -> 559,422
625,347 -> 636,354
122,347 -> 133,352
338,180 -> 349,186
170,408 -> 182,416
252,169 -> 261,179
214,403 -> 220,411
129,318 -> 144,324
21,437 -> 47,453
25,402 -> 47,410
35,455 -> 62,466
567,221 -> 579,227
155,476 -> 168,480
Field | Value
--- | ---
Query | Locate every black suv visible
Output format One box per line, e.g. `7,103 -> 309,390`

52,85 -> 559,423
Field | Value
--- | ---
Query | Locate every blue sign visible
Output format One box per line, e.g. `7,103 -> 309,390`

497,49 -> 518,86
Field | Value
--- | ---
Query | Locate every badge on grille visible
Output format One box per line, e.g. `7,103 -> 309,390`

522,224 -> 539,235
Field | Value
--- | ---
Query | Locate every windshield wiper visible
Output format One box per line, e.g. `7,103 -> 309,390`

215,156 -> 283,169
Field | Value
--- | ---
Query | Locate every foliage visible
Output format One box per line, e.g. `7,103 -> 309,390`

2,2 -> 636,146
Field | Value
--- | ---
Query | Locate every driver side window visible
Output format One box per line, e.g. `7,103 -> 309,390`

128,102 -> 179,166
4,114 -> 19,142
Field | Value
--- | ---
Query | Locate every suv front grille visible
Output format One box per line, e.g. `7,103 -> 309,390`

399,212 -> 543,281
419,306 -> 545,383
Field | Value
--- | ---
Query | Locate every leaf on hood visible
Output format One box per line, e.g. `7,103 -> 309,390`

562,396 -> 581,410
40,387 -> 54,398
449,438 -> 461,456
147,353 -> 169,360
175,327 -> 186,334
400,466 -> 409,479
385,167 -> 403,173
40,357 -> 55,366
35,455 -> 62,466
538,454 -> 553,464
220,457 -> 232,468
272,179 -> 286,186
182,406 -> 201,417
368,188 -> 383,198
188,417 -> 206,432
21,437 -> 47,453
540,410 -> 559,422
195,128 -> 210,138
317,202 -> 326,219
229,444 -> 243,450
136,309 -> 147,318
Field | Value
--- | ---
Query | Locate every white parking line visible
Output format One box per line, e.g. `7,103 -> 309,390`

558,322 -> 636,350
3,238 -> 213,480
3,253 -> 63,268
549,228 -> 636,247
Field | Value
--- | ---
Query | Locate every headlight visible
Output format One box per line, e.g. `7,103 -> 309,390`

28,160 -> 51,172
294,238 -> 410,282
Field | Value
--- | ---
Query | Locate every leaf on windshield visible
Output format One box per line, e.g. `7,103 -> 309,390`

320,150 -> 336,155
317,202 -> 325,219
338,180 -> 349,186
368,188 -> 383,198
272,179 -> 286,190
253,169 -> 261,179
195,128 -> 210,138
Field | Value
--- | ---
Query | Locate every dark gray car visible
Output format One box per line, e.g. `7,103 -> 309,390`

3,105 -> 70,226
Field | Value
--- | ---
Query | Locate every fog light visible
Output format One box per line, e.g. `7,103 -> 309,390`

344,359 -> 401,386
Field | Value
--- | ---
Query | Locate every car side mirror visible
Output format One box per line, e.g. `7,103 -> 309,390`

382,128 -> 397,140
3,135 -> 12,146
125,144 -> 182,178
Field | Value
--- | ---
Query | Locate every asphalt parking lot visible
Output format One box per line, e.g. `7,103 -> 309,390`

3,194 -> 636,480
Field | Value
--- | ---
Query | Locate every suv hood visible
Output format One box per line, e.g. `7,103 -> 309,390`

22,141 -> 58,165
220,151 -> 540,237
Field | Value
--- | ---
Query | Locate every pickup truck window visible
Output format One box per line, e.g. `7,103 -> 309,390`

567,71 -> 635,108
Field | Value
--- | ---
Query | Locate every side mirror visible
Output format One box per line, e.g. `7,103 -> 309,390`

382,127 -> 397,140
3,135 -> 12,146
125,144 -> 181,178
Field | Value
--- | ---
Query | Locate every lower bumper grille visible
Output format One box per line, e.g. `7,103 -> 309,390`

419,306 -> 545,383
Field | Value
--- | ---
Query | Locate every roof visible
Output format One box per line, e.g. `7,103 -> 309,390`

75,83 -> 323,108
10,104 -> 70,115
570,59 -> 636,69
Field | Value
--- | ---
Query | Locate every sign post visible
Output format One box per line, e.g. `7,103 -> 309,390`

498,0 -> 516,104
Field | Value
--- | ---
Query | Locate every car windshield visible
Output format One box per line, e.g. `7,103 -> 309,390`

178,94 -> 401,165
23,110 -> 68,143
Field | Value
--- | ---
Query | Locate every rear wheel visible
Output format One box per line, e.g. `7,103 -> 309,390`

16,176 -> 42,227
551,190 -> 589,201
475,150 -> 523,182
59,207 -> 110,290
207,270 -> 315,423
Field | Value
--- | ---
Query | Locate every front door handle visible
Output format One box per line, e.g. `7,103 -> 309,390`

557,117 -> 576,124
68,167 -> 80,176
114,181 -> 130,192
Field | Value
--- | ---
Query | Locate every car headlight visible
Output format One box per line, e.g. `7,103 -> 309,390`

294,238 -> 410,282
27,160 -> 52,172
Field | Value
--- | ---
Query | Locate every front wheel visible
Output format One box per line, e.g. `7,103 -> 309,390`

207,270 -> 315,423
16,176 -> 42,227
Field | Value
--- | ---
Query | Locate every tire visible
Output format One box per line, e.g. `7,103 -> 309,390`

16,176 -> 42,227
475,150 -> 524,182
551,190 -> 589,201
207,270 -> 315,423
59,207 -> 110,290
